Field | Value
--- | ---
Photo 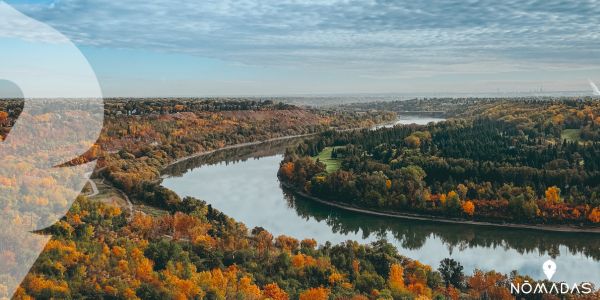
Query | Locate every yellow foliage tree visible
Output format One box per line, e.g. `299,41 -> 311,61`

439,193 -> 447,206
301,238 -> 317,250
352,259 -> 360,274
388,263 -> 405,294
24,275 -> 69,298
328,272 -> 345,285
545,186 -> 561,204
404,135 -> 421,148
457,184 -> 468,200
552,114 -> 565,125
447,191 -> 458,200
275,235 -> 299,252
237,276 -> 262,300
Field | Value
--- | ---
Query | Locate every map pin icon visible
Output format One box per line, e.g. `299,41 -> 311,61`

543,260 -> 557,280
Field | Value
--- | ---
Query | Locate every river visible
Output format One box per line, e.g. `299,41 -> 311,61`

162,117 -> 600,285
372,115 -> 447,129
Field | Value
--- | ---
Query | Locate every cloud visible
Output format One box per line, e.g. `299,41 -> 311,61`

0,2 -> 68,43
8,0 -> 600,77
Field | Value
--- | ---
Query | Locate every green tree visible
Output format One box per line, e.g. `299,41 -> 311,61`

438,258 -> 464,289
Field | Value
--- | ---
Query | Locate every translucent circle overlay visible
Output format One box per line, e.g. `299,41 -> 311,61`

0,3 -> 104,298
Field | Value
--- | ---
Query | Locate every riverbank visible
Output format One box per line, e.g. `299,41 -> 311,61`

281,182 -> 600,234
164,132 -> 319,169
163,121 -> 391,169
160,113 -> 600,286
162,131 -> 600,234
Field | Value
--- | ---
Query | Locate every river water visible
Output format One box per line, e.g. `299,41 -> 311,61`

162,117 -> 600,285
373,115 -> 447,129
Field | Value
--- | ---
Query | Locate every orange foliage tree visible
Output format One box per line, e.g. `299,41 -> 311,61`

263,283 -> 289,300
462,201 -> 475,216
280,162 -> 295,180
388,263 -> 405,294
237,276 -> 262,299
300,238 -> 317,250
545,186 -> 561,204
468,270 -> 512,300
275,235 -> 299,252
299,287 -> 330,300
0,111 -> 8,125
588,208 -> 600,223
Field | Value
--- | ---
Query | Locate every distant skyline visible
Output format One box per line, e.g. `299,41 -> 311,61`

4,0 -> 600,97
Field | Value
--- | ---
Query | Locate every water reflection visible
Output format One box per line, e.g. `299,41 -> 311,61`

163,136 -> 308,177
162,130 -> 600,285
285,188 -> 600,260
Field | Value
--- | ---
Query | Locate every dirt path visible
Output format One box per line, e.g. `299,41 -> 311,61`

114,185 -> 134,220
86,178 -> 134,219
85,179 -> 99,197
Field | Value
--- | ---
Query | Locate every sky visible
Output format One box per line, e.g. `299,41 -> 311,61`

3,0 -> 600,97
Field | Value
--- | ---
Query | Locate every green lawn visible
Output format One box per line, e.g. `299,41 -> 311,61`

313,147 -> 341,173
561,129 -> 581,142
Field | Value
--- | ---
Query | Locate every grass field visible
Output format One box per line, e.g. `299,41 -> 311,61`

561,129 -> 581,142
313,147 -> 341,173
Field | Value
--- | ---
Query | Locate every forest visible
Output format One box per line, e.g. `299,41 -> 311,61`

1,98 -> 599,299
280,99 -> 600,227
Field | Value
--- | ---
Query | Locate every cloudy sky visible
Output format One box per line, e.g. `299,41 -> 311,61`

4,0 -> 600,97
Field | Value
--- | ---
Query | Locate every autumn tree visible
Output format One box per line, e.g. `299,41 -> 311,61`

457,184 -> 468,201
300,238 -> 317,250
299,287 -> 330,300
445,191 -> 461,213
468,270 -> 512,300
0,111 -> 8,125
588,208 -> 600,223
275,235 -> 299,252
439,193 -> 447,206
279,162 -> 295,180
388,263 -> 405,294
328,272 -> 345,285
545,186 -> 562,204
254,229 -> 274,257
462,201 -> 475,216
237,276 -> 262,299
404,135 -> 421,148
263,283 -> 288,300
